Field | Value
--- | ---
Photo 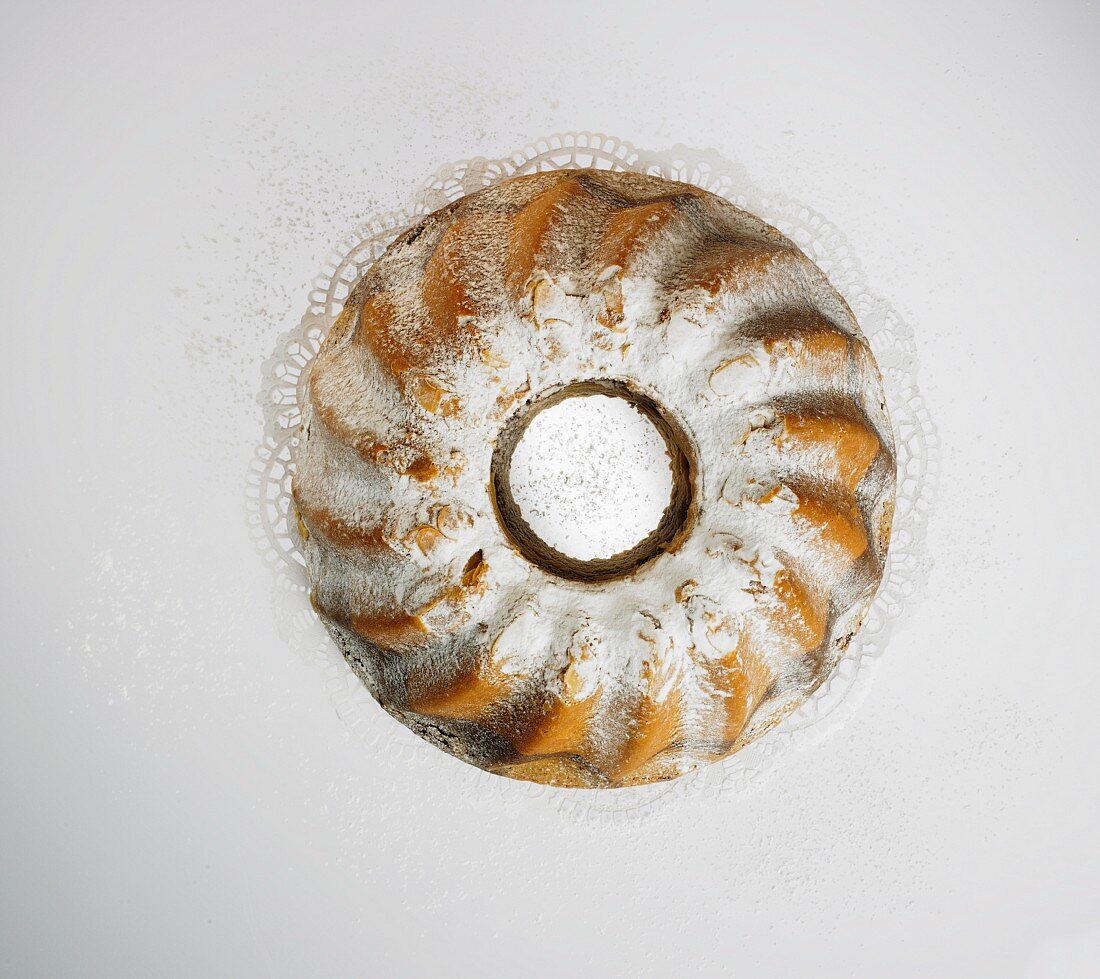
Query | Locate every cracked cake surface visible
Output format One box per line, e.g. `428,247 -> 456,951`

293,169 -> 896,788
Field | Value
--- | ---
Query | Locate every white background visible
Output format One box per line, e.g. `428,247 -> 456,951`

3,1 -> 1098,976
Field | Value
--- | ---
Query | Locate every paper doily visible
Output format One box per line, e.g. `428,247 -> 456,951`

246,132 -> 938,824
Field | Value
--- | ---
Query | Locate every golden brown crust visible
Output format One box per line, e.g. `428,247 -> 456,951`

294,169 -> 896,789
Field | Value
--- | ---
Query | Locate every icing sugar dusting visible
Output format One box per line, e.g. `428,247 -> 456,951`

251,134 -> 937,802
508,394 -> 673,561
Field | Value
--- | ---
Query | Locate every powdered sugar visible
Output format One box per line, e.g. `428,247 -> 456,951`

248,132 -> 937,809
295,168 -> 895,786
508,393 -> 673,561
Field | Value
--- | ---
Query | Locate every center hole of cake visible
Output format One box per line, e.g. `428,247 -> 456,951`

507,393 -> 674,561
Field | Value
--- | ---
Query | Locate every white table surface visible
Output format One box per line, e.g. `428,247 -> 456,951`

3,1 -> 1098,975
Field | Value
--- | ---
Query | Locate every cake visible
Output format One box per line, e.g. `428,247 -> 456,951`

292,168 -> 896,788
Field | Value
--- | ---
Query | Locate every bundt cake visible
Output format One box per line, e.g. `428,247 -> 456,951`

292,168 -> 896,788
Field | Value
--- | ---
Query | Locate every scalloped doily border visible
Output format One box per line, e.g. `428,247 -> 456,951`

246,132 -> 938,824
